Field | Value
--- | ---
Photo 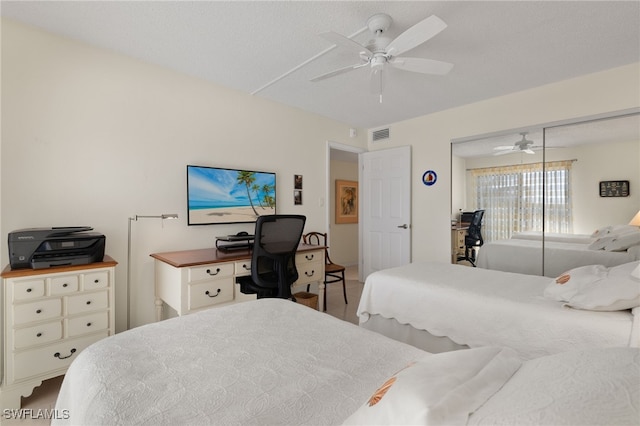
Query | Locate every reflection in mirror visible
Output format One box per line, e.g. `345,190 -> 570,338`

543,113 -> 640,276
451,112 -> 640,277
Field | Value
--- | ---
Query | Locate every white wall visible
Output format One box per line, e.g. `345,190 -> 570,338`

1,20 -> 367,330
329,159 -> 359,266
369,63 -> 640,263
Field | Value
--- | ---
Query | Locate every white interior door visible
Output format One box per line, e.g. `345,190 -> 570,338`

360,145 -> 411,280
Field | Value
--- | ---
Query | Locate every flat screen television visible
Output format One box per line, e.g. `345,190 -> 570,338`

187,165 -> 276,225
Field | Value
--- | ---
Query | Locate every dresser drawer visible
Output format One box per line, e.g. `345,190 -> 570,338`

13,279 -> 46,301
83,270 -> 110,290
12,332 -> 108,382
188,278 -> 234,310
188,263 -> 234,283
50,275 -> 79,295
295,261 -> 323,286
14,298 -> 62,325
67,290 -> 109,315
14,321 -> 63,350
234,260 -> 252,276
66,312 -> 109,337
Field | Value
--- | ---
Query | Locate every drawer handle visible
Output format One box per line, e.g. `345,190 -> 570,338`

63,283 -> 68,288
86,322 -> 92,327
36,309 -> 42,314
305,270 -> 315,277
242,264 -> 250,270
305,254 -> 314,260
26,288 -> 32,293
54,348 -> 76,360
37,332 -> 43,337
205,289 -> 222,298
86,300 -> 92,305
206,268 -> 221,276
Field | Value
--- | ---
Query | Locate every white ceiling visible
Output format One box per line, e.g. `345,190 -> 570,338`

2,1 -> 639,129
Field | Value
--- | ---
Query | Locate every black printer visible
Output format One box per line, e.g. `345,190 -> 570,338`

8,226 -> 105,270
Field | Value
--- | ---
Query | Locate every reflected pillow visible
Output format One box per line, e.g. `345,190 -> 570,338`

544,262 -> 640,311
604,231 -> 640,251
591,224 -> 638,238
343,347 -> 521,426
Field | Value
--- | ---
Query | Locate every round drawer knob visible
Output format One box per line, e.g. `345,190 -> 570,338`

37,332 -> 42,337
86,301 -> 92,305
36,309 -> 42,314
86,322 -> 92,327
63,283 -> 68,287
26,288 -> 32,293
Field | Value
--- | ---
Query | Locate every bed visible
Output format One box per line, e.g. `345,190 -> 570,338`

477,226 -> 640,277
476,238 -> 640,277
54,298 -> 639,425
357,261 -> 640,359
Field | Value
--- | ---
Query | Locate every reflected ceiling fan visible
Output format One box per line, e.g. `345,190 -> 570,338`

310,13 -> 454,102
493,133 -> 542,155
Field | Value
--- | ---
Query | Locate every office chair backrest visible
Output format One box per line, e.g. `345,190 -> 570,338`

251,215 -> 306,299
467,209 -> 485,246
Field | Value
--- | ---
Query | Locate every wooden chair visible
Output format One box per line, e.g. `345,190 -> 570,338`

303,232 -> 347,311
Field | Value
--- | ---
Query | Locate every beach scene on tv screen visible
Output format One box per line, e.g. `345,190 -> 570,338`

188,166 -> 276,224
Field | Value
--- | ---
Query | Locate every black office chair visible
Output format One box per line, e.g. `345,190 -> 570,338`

457,209 -> 485,267
236,215 -> 306,300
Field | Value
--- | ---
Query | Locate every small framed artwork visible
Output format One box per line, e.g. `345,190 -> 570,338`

599,180 -> 629,197
294,175 -> 303,205
336,179 -> 358,224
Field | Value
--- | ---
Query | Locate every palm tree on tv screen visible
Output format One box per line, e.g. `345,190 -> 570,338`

236,171 -> 259,216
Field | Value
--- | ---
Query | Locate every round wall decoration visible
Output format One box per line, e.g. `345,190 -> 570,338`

422,170 -> 437,186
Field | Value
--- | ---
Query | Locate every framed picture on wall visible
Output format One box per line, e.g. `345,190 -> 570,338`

336,179 -> 358,224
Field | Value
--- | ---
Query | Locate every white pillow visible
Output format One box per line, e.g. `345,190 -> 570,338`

343,347 -> 521,426
591,224 -> 638,238
588,236 -> 615,250
543,264 -> 608,302
604,231 -> 640,251
567,261 -> 640,311
544,261 -> 640,311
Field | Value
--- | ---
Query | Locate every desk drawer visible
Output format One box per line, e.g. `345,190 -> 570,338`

83,271 -> 110,290
12,332 -> 108,382
188,263 -> 234,283
234,260 -> 252,276
189,278 -> 234,310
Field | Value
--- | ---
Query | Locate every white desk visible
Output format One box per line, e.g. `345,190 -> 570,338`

151,244 -> 325,320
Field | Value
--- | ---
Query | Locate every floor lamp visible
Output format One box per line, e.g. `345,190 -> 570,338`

127,213 -> 178,329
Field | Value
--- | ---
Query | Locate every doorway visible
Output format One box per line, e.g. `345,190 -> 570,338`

327,142 -> 363,277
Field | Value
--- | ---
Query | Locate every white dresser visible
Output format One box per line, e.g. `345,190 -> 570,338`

151,244 -> 325,320
0,257 -> 117,410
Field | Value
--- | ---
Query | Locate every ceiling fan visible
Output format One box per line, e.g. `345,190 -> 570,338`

310,13 -> 454,102
493,133 -> 542,155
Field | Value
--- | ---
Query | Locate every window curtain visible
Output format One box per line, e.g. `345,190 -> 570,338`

470,160 -> 573,242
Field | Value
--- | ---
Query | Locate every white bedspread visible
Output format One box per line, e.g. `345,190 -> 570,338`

54,299 -> 427,426
477,238 -> 640,277
357,262 -> 635,359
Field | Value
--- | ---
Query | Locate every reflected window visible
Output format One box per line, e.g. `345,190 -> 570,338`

471,160 -> 574,241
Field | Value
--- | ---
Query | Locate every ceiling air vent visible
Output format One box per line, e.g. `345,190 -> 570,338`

371,127 -> 390,143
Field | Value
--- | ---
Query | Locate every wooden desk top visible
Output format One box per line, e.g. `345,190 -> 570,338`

150,244 -> 323,268
1,255 -> 118,278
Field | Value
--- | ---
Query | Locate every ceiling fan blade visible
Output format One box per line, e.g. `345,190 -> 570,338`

390,57 -> 453,75
310,62 -> 368,82
386,15 -> 447,57
494,146 -> 516,150
522,149 -> 536,154
319,31 -> 373,56
493,149 -> 515,156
